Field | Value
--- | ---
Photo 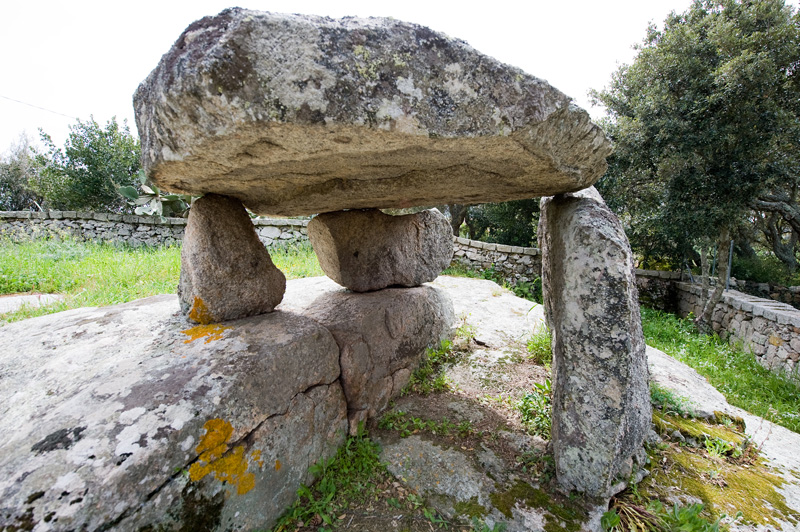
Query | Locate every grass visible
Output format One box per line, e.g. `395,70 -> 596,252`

0,239 -> 182,322
641,306 -> 800,434
650,381 -> 697,418
0,238 -> 322,323
271,424 -> 384,531
515,379 -> 552,439
526,325 -> 552,367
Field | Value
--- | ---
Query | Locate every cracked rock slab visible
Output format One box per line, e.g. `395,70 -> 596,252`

134,8 -> 611,216
308,208 -> 453,292
280,276 -> 455,433
0,294 -> 346,531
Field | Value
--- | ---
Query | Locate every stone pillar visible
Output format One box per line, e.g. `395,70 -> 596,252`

539,187 -> 650,498
179,194 -> 286,323
307,208 -> 453,292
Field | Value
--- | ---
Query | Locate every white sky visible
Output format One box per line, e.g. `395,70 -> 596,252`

3,0 -> 794,153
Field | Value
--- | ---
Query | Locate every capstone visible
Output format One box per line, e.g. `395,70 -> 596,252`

133,8 -> 611,216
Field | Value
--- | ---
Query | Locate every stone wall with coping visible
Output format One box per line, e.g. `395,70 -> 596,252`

0,210 -> 308,247
636,269 -> 800,380
451,236 -> 542,285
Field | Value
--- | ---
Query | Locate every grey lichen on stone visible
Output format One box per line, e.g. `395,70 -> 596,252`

134,8 -> 612,216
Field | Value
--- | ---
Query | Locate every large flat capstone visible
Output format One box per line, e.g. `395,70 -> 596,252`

539,187 -> 651,498
0,278 -> 453,531
134,8 -> 611,216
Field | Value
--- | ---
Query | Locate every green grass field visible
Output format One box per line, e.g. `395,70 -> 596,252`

0,239 -> 321,322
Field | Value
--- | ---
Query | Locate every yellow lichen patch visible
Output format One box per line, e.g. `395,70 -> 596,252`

275,459 -> 281,471
181,324 -> 232,344
189,296 -> 214,325
653,411 -> 745,446
188,419 -> 260,495
251,449 -> 265,468
641,414 -> 797,528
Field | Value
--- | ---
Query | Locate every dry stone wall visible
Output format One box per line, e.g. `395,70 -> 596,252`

0,210 -> 307,248
452,236 -> 542,286
636,270 -> 800,380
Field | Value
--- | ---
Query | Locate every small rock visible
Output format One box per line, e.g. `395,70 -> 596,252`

308,208 -> 453,292
178,194 -> 286,323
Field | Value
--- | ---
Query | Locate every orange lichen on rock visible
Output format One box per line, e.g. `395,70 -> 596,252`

189,296 -> 214,324
181,324 -> 232,344
188,418 -> 260,495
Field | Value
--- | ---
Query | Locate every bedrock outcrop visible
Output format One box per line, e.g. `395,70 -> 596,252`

307,208 -> 453,292
282,276 -> 454,432
178,193 -> 286,323
539,187 -> 651,498
0,278 -> 453,531
133,8 -> 611,216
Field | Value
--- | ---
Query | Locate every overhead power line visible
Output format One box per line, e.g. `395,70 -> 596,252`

0,94 -> 79,120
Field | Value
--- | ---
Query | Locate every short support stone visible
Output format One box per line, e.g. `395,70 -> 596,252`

179,194 -> 286,323
307,208 -> 453,292
539,187 -> 651,498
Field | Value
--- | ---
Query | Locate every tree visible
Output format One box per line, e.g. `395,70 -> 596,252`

0,134 -> 42,211
30,117 -> 141,212
466,200 -> 540,247
593,0 -> 800,330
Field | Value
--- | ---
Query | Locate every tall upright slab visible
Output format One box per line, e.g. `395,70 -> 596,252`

539,187 -> 650,498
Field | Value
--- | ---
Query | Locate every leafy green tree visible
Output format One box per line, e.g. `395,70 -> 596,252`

593,0 -> 800,329
31,117 -> 141,212
0,134 -> 42,211
466,200 -> 540,247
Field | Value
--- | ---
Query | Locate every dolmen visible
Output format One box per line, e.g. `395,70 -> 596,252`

0,8 -> 652,532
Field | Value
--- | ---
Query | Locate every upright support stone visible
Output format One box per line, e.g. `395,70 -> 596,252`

539,187 -> 650,498
179,194 -> 286,323
307,208 -> 453,292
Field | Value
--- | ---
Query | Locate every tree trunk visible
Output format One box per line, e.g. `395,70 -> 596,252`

699,239 -> 710,293
448,204 -> 468,237
765,213 -> 797,273
695,227 -> 731,334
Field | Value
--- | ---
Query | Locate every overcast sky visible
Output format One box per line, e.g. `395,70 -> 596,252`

2,0 -> 794,153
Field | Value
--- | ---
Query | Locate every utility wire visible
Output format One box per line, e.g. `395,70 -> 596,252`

0,94 -> 79,120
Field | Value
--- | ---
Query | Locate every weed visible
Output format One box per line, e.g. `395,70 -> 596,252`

650,382 -> 697,418
470,517 -> 507,532
378,411 -> 473,439
403,339 -> 459,395
271,423 -> 383,532
704,437 -> 737,460
515,379 -> 552,439
515,450 -> 555,482
602,499 -> 727,532
526,325 -> 552,367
